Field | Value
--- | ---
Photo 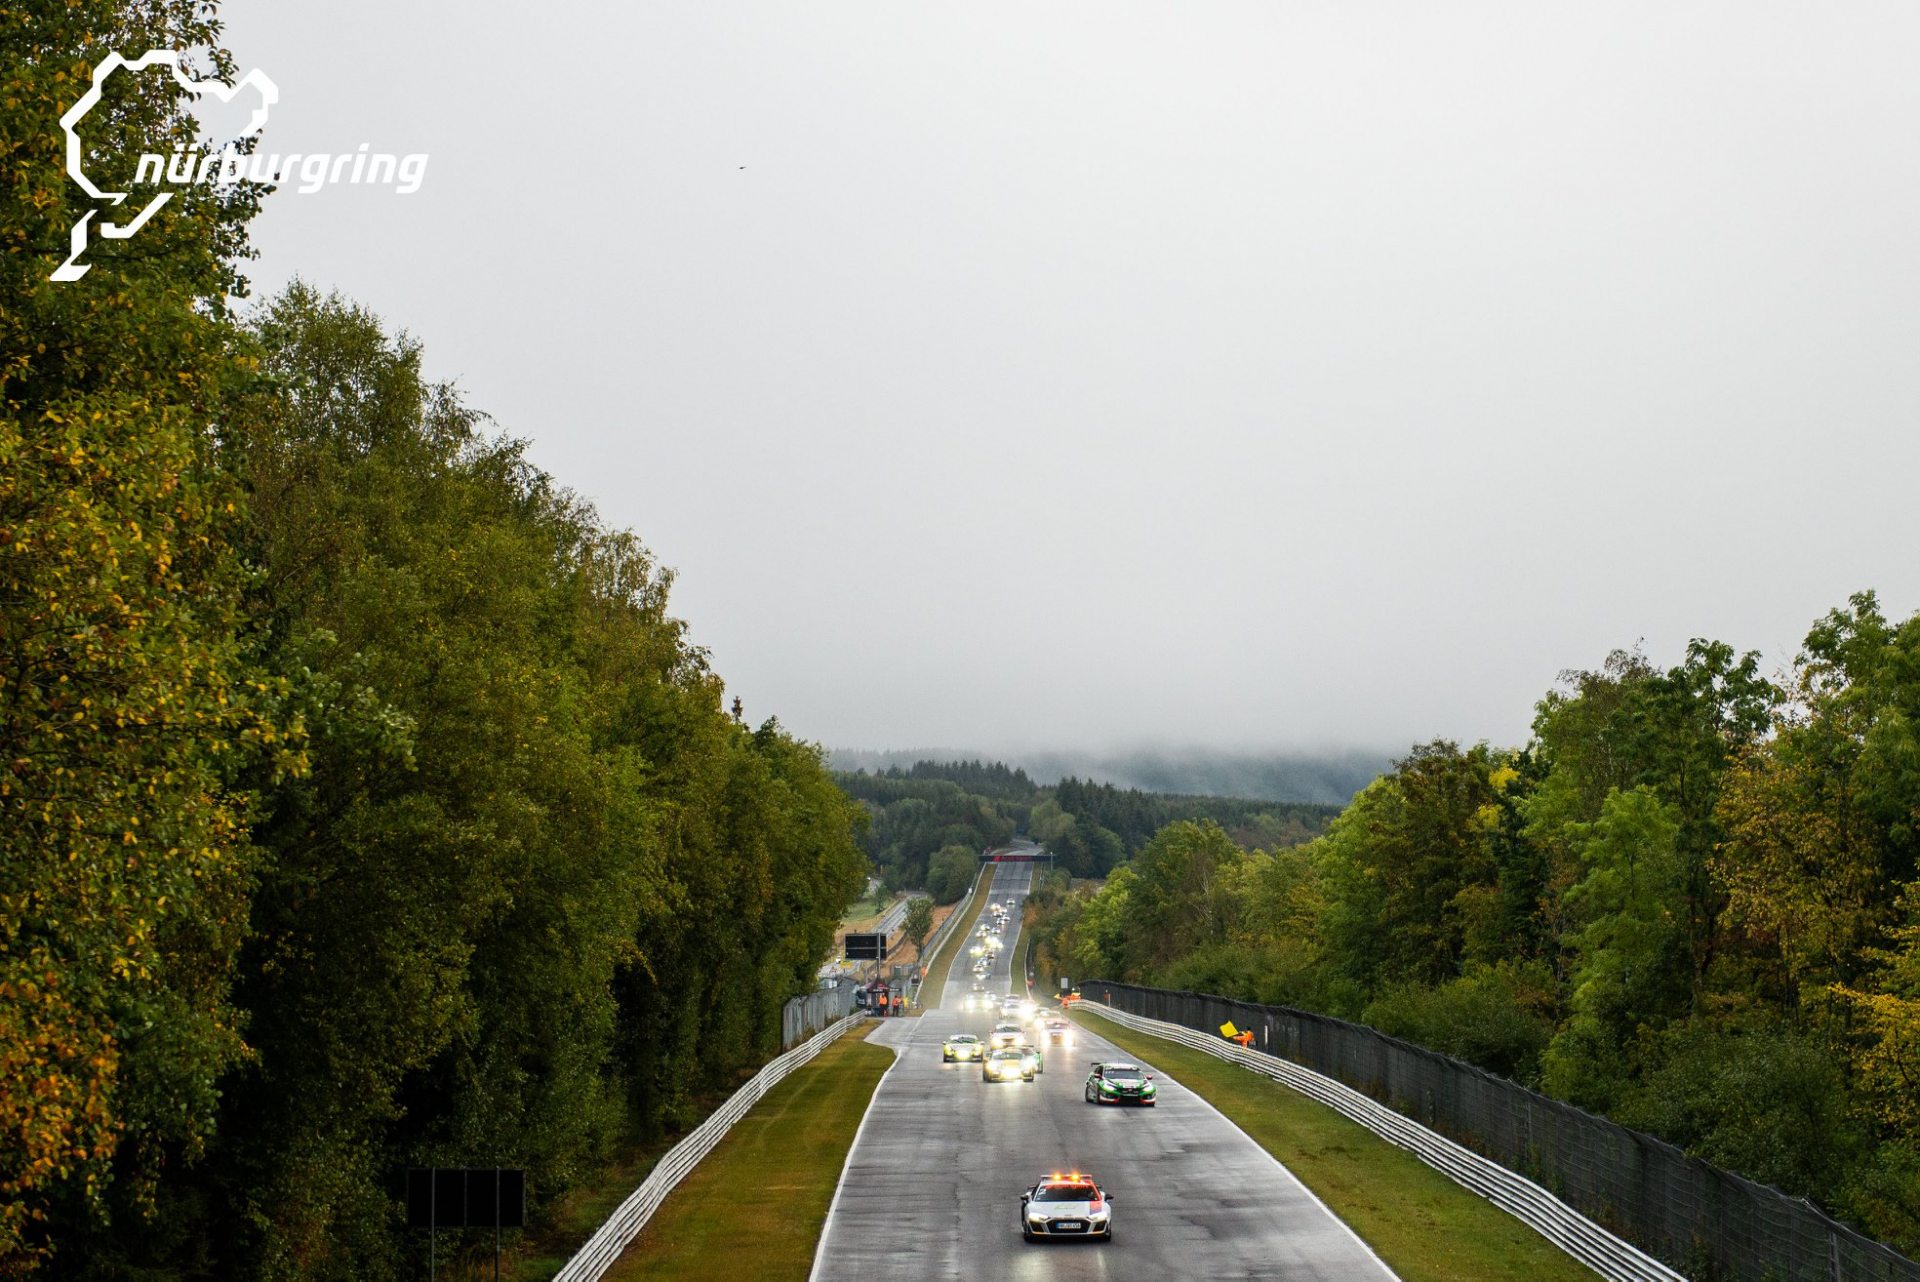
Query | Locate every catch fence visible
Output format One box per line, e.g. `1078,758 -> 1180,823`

1084,980 -> 1920,1282
782,981 -> 857,1050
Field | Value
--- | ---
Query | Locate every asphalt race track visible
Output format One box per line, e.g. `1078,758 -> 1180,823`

810,860 -> 1399,1281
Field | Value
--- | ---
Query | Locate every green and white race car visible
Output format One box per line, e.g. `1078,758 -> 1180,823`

1084,1062 -> 1156,1106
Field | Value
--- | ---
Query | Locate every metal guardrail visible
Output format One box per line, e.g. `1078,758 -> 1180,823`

1077,1000 -> 1684,1282
1085,982 -> 1920,1282
553,1013 -> 868,1281
914,871 -> 979,973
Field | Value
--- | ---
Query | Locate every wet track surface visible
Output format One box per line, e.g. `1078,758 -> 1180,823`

810,861 -> 1398,1281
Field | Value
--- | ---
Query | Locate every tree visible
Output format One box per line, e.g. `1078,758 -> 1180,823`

926,845 -> 979,904
902,897 -> 934,956
1536,787 -> 1687,1109
2,3 -> 285,1268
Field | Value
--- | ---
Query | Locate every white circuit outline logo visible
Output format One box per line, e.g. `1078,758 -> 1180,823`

53,50 -> 277,282
52,50 -> 430,283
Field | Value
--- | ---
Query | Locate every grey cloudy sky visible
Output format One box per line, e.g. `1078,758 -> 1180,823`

219,1 -> 1920,756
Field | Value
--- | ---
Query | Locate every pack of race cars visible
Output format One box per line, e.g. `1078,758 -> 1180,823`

938,933 -> 1153,1244
938,897 -> 1150,1244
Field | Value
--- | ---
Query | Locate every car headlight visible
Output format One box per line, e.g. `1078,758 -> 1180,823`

1142,1082 -> 1156,1094
1091,1207 -> 1110,1220
1027,1210 -> 1046,1222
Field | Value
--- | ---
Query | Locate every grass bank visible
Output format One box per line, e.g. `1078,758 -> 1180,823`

1070,1009 -> 1600,1282
914,863 -> 995,1011
838,891 -> 893,927
603,1024 -> 893,1281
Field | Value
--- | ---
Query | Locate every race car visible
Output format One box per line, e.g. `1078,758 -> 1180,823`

1019,1173 -> 1113,1241
1014,1040 -> 1044,1075
943,1033 -> 985,1063
983,1048 -> 1035,1082
1084,1062 -> 1157,1106
989,1021 -> 1024,1050
1042,1019 -> 1075,1048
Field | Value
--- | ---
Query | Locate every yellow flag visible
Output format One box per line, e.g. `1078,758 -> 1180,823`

1220,1021 -> 1239,1038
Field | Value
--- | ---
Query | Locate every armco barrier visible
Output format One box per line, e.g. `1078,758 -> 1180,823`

553,1013 -> 867,1282
914,871 -> 981,976
1077,1000 -> 1680,1282
1083,981 -> 1920,1282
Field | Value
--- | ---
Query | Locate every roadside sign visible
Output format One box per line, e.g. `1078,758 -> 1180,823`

405,1168 -> 526,1229
845,932 -> 887,960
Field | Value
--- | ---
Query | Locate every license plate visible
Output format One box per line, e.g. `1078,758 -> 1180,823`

1053,1221 -> 1084,1231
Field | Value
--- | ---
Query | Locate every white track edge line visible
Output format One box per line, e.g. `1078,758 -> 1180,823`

804,1031 -> 905,1282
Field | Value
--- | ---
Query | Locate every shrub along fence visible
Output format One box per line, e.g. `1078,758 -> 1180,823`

1083,980 -> 1920,1282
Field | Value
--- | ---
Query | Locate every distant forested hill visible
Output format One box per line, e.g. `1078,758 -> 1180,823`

1018,748 -> 1388,806
831,747 -> 1387,807
833,759 -> 1339,900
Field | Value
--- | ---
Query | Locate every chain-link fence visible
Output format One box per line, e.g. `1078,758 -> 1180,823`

781,980 -> 857,1049
1084,980 -> 1919,1282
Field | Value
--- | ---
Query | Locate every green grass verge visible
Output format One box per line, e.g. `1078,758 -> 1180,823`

913,863 -> 995,1011
603,1026 -> 892,1282
1071,1010 -> 1601,1282
839,892 -> 891,927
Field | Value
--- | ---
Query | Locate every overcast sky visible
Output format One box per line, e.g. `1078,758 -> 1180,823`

217,2 -> 1920,756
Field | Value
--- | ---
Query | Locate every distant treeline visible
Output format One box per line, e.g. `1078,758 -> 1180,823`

1033,598 -> 1920,1255
831,746 -> 1387,807
4,18 -> 865,1273
834,762 -> 1338,901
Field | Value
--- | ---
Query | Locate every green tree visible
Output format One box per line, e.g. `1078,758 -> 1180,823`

1535,787 -> 1687,1109
2,2 -> 287,1268
902,896 -> 934,955
926,844 -> 978,903
1315,743 -> 1502,1001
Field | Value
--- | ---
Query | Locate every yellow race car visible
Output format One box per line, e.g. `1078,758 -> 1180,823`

984,1048 -> 1035,1082
943,1033 -> 985,1063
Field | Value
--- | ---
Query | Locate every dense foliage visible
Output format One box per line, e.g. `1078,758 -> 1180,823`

1035,603 -> 1920,1251
2,7 -> 865,1275
835,761 -> 1336,898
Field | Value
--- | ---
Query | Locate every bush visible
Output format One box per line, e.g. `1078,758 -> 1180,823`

1362,963 -> 1558,1084
927,845 -> 979,903
1616,1015 -> 1863,1200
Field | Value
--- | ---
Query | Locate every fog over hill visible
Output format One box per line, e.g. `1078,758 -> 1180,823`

828,747 -> 1389,807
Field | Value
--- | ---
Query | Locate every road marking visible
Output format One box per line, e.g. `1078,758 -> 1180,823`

804,1033 -> 903,1282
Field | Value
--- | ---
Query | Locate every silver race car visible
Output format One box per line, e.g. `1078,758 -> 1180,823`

1020,1174 -> 1114,1241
